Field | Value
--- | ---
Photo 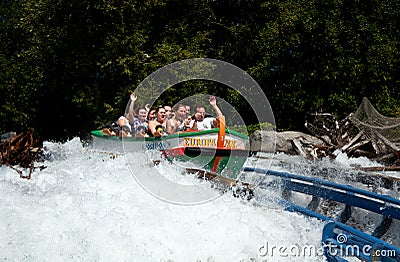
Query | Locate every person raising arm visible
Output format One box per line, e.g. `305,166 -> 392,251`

189,96 -> 223,131
209,95 -> 222,118
124,92 -> 137,125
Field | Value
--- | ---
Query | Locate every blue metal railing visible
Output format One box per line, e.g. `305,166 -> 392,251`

242,167 -> 400,262
322,221 -> 400,262
243,167 -> 400,219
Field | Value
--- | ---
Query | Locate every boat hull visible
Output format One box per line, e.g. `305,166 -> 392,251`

91,128 -> 249,175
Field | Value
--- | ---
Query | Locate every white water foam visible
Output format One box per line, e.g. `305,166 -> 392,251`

2,137 -> 398,261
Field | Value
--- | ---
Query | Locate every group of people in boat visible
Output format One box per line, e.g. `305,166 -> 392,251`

103,93 -> 223,138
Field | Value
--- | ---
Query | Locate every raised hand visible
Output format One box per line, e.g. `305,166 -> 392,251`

209,96 -> 216,107
145,103 -> 151,112
209,95 -> 223,117
130,92 -> 137,102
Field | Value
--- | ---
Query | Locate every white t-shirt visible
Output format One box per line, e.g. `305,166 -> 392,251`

190,117 -> 215,130
118,116 -> 131,131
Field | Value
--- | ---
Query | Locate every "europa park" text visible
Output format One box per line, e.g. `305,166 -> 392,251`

183,137 -> 238,148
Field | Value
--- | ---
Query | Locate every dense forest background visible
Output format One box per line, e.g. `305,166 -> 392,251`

1,0 -> 399,141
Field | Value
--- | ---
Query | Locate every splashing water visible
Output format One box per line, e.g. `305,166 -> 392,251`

1,137 -> 398,261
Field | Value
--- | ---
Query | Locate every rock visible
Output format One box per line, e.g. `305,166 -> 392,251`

250,130 -> 326,155
1,131 -> 16,142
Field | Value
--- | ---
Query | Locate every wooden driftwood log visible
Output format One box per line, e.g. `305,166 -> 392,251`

0,128 -> 46,179
358,166 -> 400,172
305,98 -> 400,165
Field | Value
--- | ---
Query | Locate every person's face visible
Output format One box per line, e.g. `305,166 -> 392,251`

157,108 -> 166,122
176,106 -> 186,120
148,110 -> 156,120
164,106 -> 172,117
195,107 -> 205,121
138,109 -> 147,121
185,106 -> 191,117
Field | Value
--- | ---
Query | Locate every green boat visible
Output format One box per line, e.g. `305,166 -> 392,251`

91,126 -> 249,176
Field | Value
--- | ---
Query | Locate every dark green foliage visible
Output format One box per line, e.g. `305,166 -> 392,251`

1,0 -> 399,140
